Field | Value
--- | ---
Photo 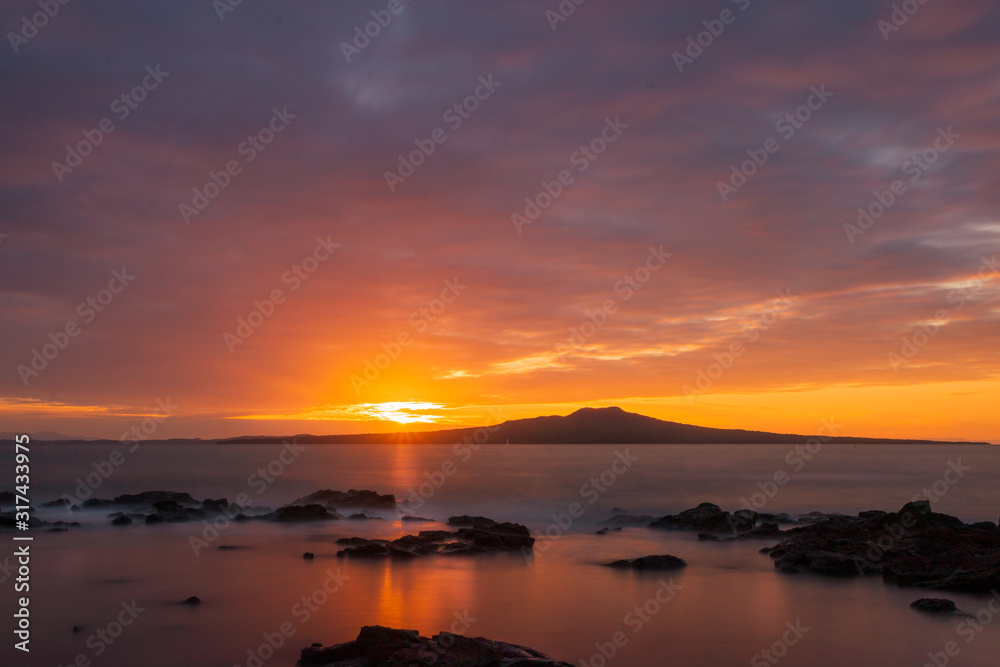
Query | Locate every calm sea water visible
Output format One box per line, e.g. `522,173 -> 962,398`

3,443 -> 999,666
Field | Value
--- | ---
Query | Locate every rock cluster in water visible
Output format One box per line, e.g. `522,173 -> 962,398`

761,500 -> 1000,593
337,516 -> 534,558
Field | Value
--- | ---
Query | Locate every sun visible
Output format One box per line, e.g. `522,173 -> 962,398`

359,402 -> 445,424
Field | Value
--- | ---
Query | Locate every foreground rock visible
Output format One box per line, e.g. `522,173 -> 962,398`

762,501 -> 1000,593
607,554 -> 687,570
290,489 -> 396,511
338,518 -> 533,558
300,625 -> 572,666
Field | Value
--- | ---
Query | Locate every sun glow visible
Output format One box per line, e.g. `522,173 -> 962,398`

232,402 -> 446,424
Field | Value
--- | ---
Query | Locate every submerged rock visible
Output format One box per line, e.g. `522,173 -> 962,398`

607,554 -> 687,570
300,625 -> 572,666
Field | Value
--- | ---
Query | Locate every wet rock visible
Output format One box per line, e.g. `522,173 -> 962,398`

348,513 -> 383,520
606,554 -> 687,570
290,489 -> 396,511
338,520 -> 534,559
300,625 -> 573,666
649,502 -> 754,534
181,596 -> 201,605
0,491 -> 14,507
762,502 -> 1000,592
110,515 -> 132,526
447,515 -> 497,528
596,527 -> 622,535
400,515 -> 435,522
303,552 -> 315,560
42,498 -> 72,508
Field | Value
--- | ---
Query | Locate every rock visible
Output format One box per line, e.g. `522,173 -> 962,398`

110,515 -> 132,526
606,554 -> 687,571
72,626 -> 82,633
401,515 -> 435,522
610,507 -> 629,514
303,552 -> 315,560
181,596 -> 201,605
218,546 -> 239,550
144,514 -> 164,524
290,489 -> 396,511
910,598 -> 964,614
649,502 -> 754,534
596,527 -> 622,535
0,491 -> 14,507
447,515 -> 497,528
338,520 -> 534,559
42,498 -> 72,508
763,502 -> 1000,592
300,625 -> 573,666
348,513 -> 383,520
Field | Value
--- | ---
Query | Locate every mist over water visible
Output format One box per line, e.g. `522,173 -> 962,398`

5,443 -> 999,666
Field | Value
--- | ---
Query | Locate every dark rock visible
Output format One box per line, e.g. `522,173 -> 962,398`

649,502 -> 754,534
144,514 -> 164,525
338,520 -> 534,559
911,598 -> 965,614
303,552 -> 315,560
300,625 -> 573,666
596,527 -> 622,535
401,515 -> 435,522
42,498 -> 72,508
697,533 -> 720,541
763,502 -> 1000,592
290,489 -> 396,511
606,554 -> 687,571
110,515 -> 132,526
218,546 -> 239,550
348,513 -> 383,520
447,515 -> 497,528
0,491 -> 14,507
72,626 -> 82,633
181,596 -> 201,605
610,507 -> 629,514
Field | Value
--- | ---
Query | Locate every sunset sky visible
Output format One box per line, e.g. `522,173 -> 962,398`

1,1 -> 998,442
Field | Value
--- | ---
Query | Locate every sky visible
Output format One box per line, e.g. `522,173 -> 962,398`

1,0 -> 998,442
